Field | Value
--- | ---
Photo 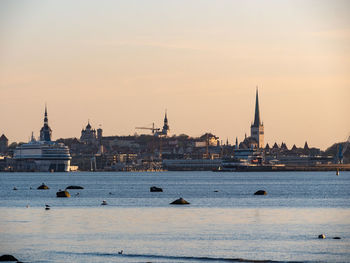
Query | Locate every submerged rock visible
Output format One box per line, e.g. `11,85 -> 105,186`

333,237 -> 341,239
0,254 -> 18,261
254,190 -> 267,195
150,186 -> 163,192
56,190 -> 70,198
170,197 -> 190,205
318,234 -> 326,239
37,183 -> 49,190
66,185 -> 84,190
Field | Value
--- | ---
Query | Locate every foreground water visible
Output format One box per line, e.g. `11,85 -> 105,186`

0,171 -> 349,263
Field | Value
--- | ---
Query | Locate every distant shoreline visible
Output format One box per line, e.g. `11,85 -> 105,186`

1,165 -> 350,173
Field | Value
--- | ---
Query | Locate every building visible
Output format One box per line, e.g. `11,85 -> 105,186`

250,88 -> 264,148
80,121 -> 97,144
161,111 -> 170,136
40,105 -> 52,142
13,106 -> 71,172
0,134 -> 8,154
162,158 -> 221,171
236,88 -> 264,150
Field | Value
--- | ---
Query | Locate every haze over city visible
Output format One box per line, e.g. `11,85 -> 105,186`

1,0 -> 349,150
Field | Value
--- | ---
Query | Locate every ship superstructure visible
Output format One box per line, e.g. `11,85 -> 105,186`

14,107 -> 71,172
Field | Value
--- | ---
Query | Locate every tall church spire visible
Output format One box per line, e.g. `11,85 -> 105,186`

44,104 -> 48,124
250,87 -> 264,148
162,109 -> 169,136
40,105 -> 52,142
164,110 -> 168,123
253,87 -> 261,127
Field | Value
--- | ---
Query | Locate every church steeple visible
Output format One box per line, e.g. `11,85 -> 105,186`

40,105 -> 52,142
162,110 -> 170,136
250,87 -> 264,148
164,110 -> 168,123
44,104 -> 48,124
253,87 -> 261,127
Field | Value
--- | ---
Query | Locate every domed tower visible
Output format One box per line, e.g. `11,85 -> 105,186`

161,110 -> 170,136
250,88 -> 264,148
80,120 -> 97,143
40,105 -> 52,142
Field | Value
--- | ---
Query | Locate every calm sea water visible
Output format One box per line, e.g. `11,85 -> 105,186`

0,171 -> 349,263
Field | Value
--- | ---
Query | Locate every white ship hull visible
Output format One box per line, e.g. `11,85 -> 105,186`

14,141 -> 71,172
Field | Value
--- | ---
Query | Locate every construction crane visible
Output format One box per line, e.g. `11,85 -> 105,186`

135,123 -> 164,159
135,123 -> 160,135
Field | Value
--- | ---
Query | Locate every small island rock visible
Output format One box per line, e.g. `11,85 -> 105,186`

254,190 -> 267,195
37,183 -> 49,190
150,186 -> 163,192
66,185 -> 84,190
56,190 -> 70,198
170,197 -> 190,205
0,254 -> 18,261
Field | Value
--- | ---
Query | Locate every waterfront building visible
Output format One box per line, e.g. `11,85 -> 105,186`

0,134 -> 8,153
162,158 -> 221,171
250,88 -> 264,148
13,107 -> 71,172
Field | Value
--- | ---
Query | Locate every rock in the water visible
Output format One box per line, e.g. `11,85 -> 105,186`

318,234 -> 326,239
37,183 -> 49,190
170,197 -> 190,205
0,254 -> 18,261
66,185 -> 84,190
56,190 -> 70,198
254,190 -> 267,195
150,186 -> 163,192
333,237 -> 341,239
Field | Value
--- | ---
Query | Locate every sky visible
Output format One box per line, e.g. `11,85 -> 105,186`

0,0 -> 349,150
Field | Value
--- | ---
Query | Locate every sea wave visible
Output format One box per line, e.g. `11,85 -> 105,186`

55,251 -> 305,263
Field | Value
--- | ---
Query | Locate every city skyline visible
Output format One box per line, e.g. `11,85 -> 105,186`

1,0 -> 349,150
1,89 -> 346,151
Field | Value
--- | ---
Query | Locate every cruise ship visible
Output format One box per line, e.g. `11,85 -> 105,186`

13,106 -> 71,172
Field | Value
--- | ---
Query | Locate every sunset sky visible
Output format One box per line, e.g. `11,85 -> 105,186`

0,0 -> 349,150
